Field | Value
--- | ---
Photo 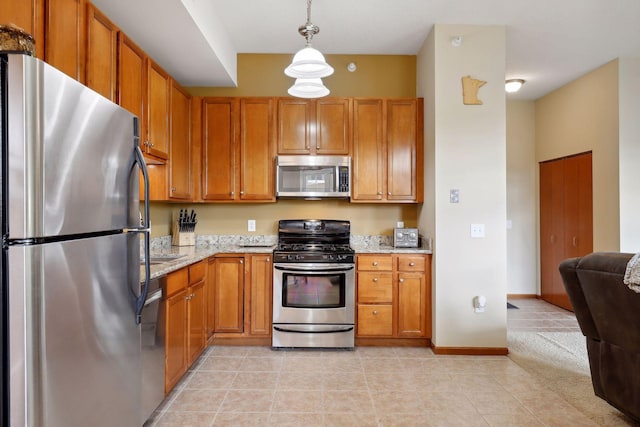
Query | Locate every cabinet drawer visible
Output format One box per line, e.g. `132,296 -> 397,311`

166,267 -> 188,297
397,255 -> 425,272
189,260 -> 206,284
357,272 -> 392,303
357,304 -> 393,336
357,254 -> 392,271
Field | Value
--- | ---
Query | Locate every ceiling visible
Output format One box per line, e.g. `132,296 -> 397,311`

91,0 -> 640,100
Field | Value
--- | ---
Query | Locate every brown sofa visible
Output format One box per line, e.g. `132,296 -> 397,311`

559,252 -> 640,422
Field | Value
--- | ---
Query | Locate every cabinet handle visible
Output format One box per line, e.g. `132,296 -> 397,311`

373,277 -> 378,282
399,278 -> 404,283
171,187 -> 176,192
149,142 -> 155,147
316,145 -> 320,150
373,261 -> 378,266
388,192 -> 392,196
377,191 -> 382,195
409,262 -> 415,267
573,236 -> 578,247
143,140 -> 149,147
240,191 -> 244,195
266,257 -> 270,262
373,310 -> 378,315
240,260 -> 244,264
550,234 -> 555,244
230,191 -> 235,196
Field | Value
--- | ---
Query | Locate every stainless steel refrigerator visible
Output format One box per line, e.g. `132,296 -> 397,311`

0,53 -> 151,426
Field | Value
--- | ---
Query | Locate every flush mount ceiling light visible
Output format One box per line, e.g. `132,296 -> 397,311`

285,0 -> 333,92
505,79 -> 525,93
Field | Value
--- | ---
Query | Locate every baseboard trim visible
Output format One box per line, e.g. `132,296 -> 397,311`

431,345 -> 509,356
507,293 -> 540,299
355,338 -> 431,347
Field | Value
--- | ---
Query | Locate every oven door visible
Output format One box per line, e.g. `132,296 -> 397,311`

273,263 -> 355,325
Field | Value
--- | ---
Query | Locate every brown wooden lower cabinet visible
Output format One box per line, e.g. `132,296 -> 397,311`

164,260 -> 207,394
356,253 -> 431,344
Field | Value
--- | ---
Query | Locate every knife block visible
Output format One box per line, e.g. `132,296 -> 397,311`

171,222 -> 195,246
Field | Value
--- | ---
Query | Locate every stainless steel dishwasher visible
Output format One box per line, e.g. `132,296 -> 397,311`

141,275 -> 166,422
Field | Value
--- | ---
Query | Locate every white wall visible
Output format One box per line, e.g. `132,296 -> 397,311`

619,58 -> 640,253
506,101 -> 537,295
417,25 -> 507,349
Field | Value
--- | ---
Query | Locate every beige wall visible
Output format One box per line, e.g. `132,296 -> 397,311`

506,101 -> 537,295
150,201 -> 417,237
535,60 -> 620,251
418,24 -> 507,349
188,54 -> 416,97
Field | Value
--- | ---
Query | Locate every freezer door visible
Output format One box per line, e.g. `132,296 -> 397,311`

6,54 -> 138,240
8,233 -> 141,427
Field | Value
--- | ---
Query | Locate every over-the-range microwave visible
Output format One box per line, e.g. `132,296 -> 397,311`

276,155 -> 350,199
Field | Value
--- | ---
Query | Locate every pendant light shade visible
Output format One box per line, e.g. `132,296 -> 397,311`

285,0 -> 333,98
285,46 -> 334,79
288,78 -> 330,98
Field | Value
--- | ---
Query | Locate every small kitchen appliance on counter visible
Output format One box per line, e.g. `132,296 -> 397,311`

272,219 -> 355,348
393,228 -> 419,248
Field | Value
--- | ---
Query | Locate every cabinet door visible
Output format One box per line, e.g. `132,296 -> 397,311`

165,288 -> 188,393
117,32 -> 145,130
0,0 -> 44,59
187,280 -> 206,364
357,304 -> 393,336
213,257 -> 244,333
396,272 -> 427,337
386,99 -> 418,201
169,81 -> 192,200
202,98 -> 237,201
145,60 -> 170,159
352,99 -> 384,201
315,98 -> 351,154
277,98 -> 313,154
249,254 -> 272,337
45,0 -> 84,80
205,258 -> 216,339
239,98 -> 275,201
85,3 -> 117,101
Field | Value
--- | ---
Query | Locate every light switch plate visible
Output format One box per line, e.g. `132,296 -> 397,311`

470,223 -> 485,238
248,219 -> 256,232
450,189 -> 460,203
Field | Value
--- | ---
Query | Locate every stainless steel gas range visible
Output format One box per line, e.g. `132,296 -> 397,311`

272,219 -> 355,349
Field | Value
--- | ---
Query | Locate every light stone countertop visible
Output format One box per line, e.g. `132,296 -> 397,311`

141,241 -> 432,282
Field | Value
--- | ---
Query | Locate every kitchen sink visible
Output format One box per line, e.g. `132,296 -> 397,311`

140,254 -> 187,265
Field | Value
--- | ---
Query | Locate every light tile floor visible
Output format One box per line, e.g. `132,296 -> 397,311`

145,299 -> 630,426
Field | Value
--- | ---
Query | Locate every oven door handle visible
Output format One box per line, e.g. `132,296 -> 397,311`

274,263 -> 354,272
273,325 -> 354,334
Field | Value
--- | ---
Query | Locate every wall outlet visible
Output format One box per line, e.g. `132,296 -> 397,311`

396,221 -> 404,228
247,219 -> 256,232
470,224 -> 485,238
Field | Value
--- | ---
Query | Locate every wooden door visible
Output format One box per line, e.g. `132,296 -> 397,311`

202,98 -> 237,201
396,272 -> 427,337
213,257 -> 244,333
316,98 -> 351,154
239,98 -> 275,201
352,98 -> 384,201
169,81 -> 192,200
85,4 -> 117,101
187,280 -> 206,364
248,254 -> 272,336
277,98 -> 313,154
0,0 -> 44,59
386,99 -> 418,201
145,60 -> 170,159
540,152 -> 592,311
45,0 -> 84,80
165,288 -> 188,393
117,32 -> 145,128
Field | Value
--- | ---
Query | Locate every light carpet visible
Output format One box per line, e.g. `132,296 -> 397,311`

508,331 -> 639,426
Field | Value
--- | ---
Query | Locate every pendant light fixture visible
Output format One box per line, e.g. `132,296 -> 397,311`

285,0 -> 333,98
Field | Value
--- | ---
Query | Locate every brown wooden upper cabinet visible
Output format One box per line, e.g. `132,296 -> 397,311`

44,0 -> 85,81
168,81 -> 192,200
352,98 -> 423,203
85,3 -> 117,101
1,0 -> 45,59
144,59 -> 170,160
201,97 -> 275,202
277,97 -> 351,155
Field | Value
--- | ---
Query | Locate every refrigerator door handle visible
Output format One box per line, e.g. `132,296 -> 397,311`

133,144 -> 150,324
